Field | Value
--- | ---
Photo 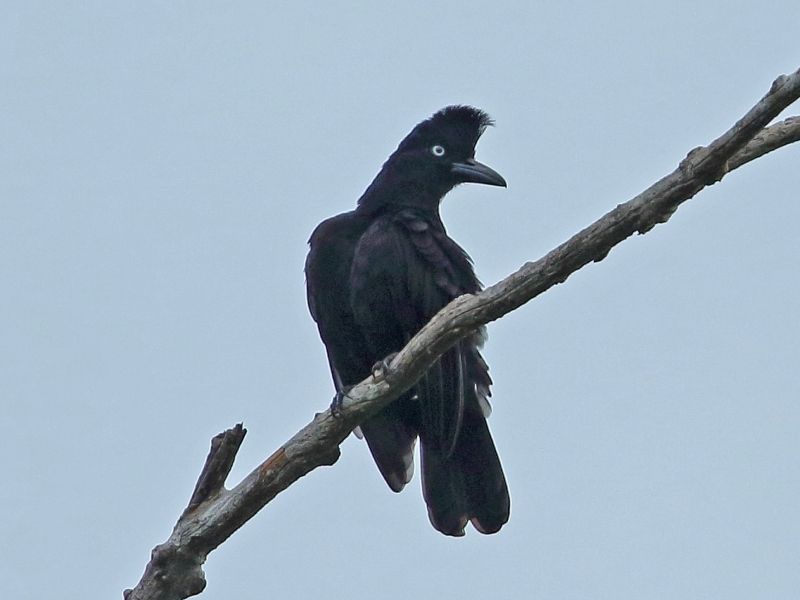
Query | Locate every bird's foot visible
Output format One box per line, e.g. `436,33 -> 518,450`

371,352 -> 399,383
330,386 -> 354,418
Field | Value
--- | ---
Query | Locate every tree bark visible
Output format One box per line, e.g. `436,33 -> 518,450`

125,67 -> 800,600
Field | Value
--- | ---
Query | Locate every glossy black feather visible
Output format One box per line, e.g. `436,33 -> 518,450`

305,106 -> 509,535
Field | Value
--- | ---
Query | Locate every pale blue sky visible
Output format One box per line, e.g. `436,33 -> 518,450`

2,2 -> 799,599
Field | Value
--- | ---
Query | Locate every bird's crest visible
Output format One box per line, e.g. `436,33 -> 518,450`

396,105 -> 494,154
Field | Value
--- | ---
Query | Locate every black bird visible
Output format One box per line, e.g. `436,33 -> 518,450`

305,106 -> 509,536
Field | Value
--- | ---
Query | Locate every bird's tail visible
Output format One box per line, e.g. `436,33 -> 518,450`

420,398 -> 510,536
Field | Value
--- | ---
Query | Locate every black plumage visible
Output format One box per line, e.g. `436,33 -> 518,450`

305,106 -> 510,536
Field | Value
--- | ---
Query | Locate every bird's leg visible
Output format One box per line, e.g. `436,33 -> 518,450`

371,352 -> 399,383
330,352 -> 397,418
330,385 -> 354,418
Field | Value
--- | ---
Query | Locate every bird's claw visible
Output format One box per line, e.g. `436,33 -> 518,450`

330,386 -> 354,418
371,352 -> 399,383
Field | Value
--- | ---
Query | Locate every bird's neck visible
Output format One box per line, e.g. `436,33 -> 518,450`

356,175 -> 448,218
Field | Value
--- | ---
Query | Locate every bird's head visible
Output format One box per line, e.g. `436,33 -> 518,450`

357,105 -> 506,214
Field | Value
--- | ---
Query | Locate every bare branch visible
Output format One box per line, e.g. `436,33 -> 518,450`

126,68 -> 800,600
186,424 -> 246,512
729,115 -> 800,169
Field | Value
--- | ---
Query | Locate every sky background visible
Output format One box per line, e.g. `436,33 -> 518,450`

2,2 -> 799,599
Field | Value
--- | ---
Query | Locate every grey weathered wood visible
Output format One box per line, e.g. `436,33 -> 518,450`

125,68 -> 800,600
729,115 -> 800,169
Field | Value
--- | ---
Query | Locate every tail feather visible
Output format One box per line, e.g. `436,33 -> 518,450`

458,411 -> 510,534
421,401 -> 509,536
363,337 -> 508,535
417,348 -> 464,460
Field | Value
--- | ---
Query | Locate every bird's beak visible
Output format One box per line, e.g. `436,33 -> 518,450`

450,158 -> 507,187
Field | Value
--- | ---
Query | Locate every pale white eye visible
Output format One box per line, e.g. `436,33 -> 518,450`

431,144 -> 446,157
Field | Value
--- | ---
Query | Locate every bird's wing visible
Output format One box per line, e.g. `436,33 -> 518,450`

305,212 -> 373,391
308,212 -> 419,491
